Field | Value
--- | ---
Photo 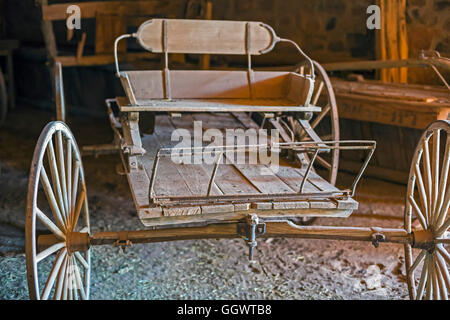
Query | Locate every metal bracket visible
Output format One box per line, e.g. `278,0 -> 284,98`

371,229 -> 386,248
237,214 -> 266,261
113,231 -> 132,253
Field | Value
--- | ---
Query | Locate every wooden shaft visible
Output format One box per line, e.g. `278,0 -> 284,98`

323,59 -> 428,71
89,222 -> 412,246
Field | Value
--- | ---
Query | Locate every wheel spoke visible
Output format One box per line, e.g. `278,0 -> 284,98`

437,215 -> 450,237
435,137 -> 450,227
311,80 -> 324,106
423,138 -> 433,224
414,161 -> 429,224
436,253 -> 449,299
71,261 -> 79,300
408,196 -> 428,230
66,139 -> 73,220
71,187 -> 86,231
437,245 -> 450,266
410,249 -> 427,273
56,131 -> 69,218
79,226 -> 89,234
36,242 -> 65,263
436,186 -> 450,234
41,248 -> 67,300
73,259 -> 87,300
416,254 -> 430,300
39,167 -> 66,230
54,253 -> 68,300
431,130 -> 440,225
432,255 -> 440,300
310,105 -> 331,133
35,208 -> 65,240
316,155 -> 332,170
426,255 -> 433,300
67,256 -> 73,300
71,161 -> 80,222
74,251 -> 89,270
46,139 -> 67,223
62,256 -> 70,300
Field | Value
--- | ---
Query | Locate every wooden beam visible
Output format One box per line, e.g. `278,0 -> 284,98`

323,59 -> 428,72
339,159 -> 409,184
41,1 -> 181,21
54,52 -> 156,67
335,92 -> 450,130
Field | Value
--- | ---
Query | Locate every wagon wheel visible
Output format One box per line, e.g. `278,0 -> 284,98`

284,61 -> 340,225
26,121 -> 91,300
404,120 -> 450,300
0,69 -> 7,127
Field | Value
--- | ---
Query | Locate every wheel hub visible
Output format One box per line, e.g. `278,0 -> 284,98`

412,229 -> 436,251
66,232 -> 91,254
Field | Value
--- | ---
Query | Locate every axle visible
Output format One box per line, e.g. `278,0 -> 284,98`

38,218 -> 422,259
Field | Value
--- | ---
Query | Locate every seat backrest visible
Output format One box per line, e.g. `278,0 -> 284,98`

115,19 -> 316,106
135,19 -> 278,55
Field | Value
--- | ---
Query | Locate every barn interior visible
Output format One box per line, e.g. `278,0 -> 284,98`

0,0 -> 449,300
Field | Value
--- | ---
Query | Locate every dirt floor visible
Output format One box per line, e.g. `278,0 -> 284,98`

0,105 -> 412,300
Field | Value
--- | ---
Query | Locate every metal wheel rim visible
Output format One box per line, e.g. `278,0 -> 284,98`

286,61 -> 339,226
290,60 -> 340,185
404,120 -> 450,300
26,121 -> 91,300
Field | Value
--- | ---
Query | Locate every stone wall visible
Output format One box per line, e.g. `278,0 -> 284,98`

213,0 -> 375,65
213,0 -> 449,83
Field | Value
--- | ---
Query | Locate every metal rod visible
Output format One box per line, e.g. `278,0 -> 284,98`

206,152 -> 223,196
153,190 -> 349,206
351,143 -> 377,197
148,150 -> 161,200
114,34 -> 134,77
299,149 -> 319,194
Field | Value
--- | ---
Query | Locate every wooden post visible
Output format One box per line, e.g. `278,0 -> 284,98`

38,0 -> 62,119
199,0 -> 213,70
377,0 -> 408,83
54,62 -> 66,122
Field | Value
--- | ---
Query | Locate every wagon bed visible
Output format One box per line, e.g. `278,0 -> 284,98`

117,110 -> 358,227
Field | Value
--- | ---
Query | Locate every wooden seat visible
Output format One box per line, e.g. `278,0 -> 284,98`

119,68 -> 315,113
115,19 -> 317,112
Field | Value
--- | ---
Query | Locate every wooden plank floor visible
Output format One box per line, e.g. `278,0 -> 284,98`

128,112 -> 358,226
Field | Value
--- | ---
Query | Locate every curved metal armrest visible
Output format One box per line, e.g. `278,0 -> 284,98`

114,33 -> 137,77
277,38 -> 315,80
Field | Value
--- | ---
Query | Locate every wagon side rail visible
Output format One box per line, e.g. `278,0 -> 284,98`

147,140 -> 376,206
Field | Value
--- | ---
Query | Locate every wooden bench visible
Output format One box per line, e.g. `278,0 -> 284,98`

115,19 -> 319,113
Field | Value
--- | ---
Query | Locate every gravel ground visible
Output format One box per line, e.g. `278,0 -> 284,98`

0,105 -> 411,300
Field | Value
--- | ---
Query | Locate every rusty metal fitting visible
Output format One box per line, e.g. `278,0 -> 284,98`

369,227 -> 386,248
66,232 -> 91,254
113,231 -> 132,252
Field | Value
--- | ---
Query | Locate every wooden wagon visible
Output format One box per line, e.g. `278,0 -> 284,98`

25,19 -> 450,300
